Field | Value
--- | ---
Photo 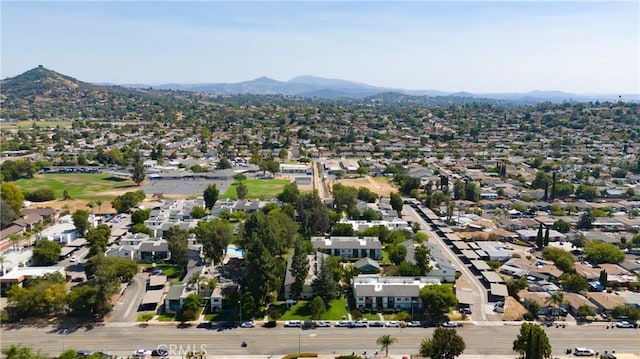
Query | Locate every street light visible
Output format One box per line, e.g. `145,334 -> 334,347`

61,328 -> 68,352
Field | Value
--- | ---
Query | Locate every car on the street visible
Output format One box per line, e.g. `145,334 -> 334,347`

615,320 -> 635,328
385,321 -> 400,327
315,320 -> 331,327
573,347 -> 597,356
133,349 -> 152,357
352,320 -> 367,327
241,321 -> 255,328
70,255 -> 78,262
284,320 -> 301,327
77,351 -> 92,357
368,321 -> 384,327
335,320 -> 352,327
441,321 -> 459,328
151,349 -> 168,357
406,321 -> 422,327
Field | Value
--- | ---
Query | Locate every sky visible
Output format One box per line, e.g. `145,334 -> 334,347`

1,1 -> 639,94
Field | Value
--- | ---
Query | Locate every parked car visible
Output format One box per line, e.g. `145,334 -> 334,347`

133,349 -> 152,357
460,307 -> 472,315
241,321 -> 255,328
70,255 -> 78,262
315,320 -> 331,327
385,321 -> 400,327
406,321 -> 422,327
368,321 -> 384,327
573,347 -> 597,356
352,320 -> 367,328
335,320 -> 352,327
76,351 -> 93,357
151,349 -> 168,357
615,320 -> 635,328
284,320 -> 301,327
441,321 -> 459,328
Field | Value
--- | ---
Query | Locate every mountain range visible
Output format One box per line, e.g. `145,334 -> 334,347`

3,66 -> 638,105
124,75 -> 638,103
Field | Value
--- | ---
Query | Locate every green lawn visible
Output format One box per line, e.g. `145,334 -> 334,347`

137,312 -> 155,322
362,312 -> 381,321
205,311 -> 238,322
15,173 -> 138,200
277,298 -> 348,321
221,179 -> 290,200
140,263 -> 184,279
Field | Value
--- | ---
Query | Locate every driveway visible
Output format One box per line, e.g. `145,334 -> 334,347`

109,272 -> 147,322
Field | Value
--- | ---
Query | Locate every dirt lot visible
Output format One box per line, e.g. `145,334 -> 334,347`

335,176 -> 397,197
503,296 -> 528,321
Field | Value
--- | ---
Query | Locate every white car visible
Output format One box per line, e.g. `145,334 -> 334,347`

240,321 -> 255,328
335,320 -> 352,327
615,320 -> 635,328
133,349 -> 152,357
284,320 -> 301,327
385,321 -> 400,327
315,320 -> 331,327
441,321 -> 459,328
70,255 -> 78,262
573,347 -> 597,356
406,321 -> 422,327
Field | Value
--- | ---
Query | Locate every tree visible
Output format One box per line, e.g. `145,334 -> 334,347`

543,226 -> 550,247
217,158 -> 232,169
512,323 -> 552,359
583,241 -> 625,264
289,240 -> 309,300
236,182 -> 248,199
190,205 -> 206,219
1,199 -> 18,229
559,273 -> 588,293
203,184 -> 220,210
243,234 -> 278,307
67,284 -> 98,316
167,225 -> 189,268
233,173 -> 247,182
599,269 -> 608,286
192,218 -> 232,264
131,151 -> 146,185
387,244 -> 407,265
357,187 -> 378,203
419,328 -> 466,359
86,224 -> 111,256
277,183 -> 300,204
419,284 -> 458,319
265,159 -> 280,175
535,223 -> 543,250
389,193 -> 403,217
311,256 -> 338,305
414,244 -> 431,274
332,183 -> 357,213
72,209 -> 90,237
376,334 -> 398,357
131,208 -> 151,225
577,211 -> 594,230
331,222 -> 354,236
32,239 -> 61,266
2,344 -> 46,359
111,190 -> 145,213
552,219 -> 571,233
0,182 -> 24,217
309,295 -> 326,320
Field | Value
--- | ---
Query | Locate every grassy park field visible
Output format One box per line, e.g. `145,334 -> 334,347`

221,178 -> 290,200
0,120 -> 73,129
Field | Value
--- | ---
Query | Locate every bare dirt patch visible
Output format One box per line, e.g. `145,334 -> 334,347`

335,176 -> 396,197
503,296 -> 528,321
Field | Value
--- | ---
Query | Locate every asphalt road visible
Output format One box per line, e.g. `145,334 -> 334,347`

403,204 -> 491,321
109,273 -> 146,322
2,324 -> 639,358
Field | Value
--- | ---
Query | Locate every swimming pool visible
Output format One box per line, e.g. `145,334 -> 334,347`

226,245 -> 246,257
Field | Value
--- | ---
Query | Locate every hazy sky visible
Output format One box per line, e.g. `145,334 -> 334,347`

1,1 -> 638,93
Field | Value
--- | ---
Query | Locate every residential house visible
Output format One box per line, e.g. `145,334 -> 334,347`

105,245 -> 136,260
354,257 -> 381,274
283,251 -> 329,300
164,285 -> 188,313
137,240 -> 169,262
311,236 -> 382,260
0,266 -> 66,292
352,275 -> 440,311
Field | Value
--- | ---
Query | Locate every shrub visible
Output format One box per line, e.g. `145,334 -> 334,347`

25,189 -> 55,202
281,353 -> 318,359
350,309 -> 363,320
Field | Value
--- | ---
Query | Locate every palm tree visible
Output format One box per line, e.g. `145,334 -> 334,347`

545,291 -> 565,319
0,255 -> 10,275
376,334 -> 397,357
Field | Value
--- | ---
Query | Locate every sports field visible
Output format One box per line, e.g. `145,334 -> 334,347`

15,173 -> 139,200
221,178 -> 290,200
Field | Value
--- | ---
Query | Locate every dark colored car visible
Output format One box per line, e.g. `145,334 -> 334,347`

368,321 -> 384,327
151,349 -> 168,357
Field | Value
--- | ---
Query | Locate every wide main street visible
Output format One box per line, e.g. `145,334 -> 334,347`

1,323 -> 639,358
